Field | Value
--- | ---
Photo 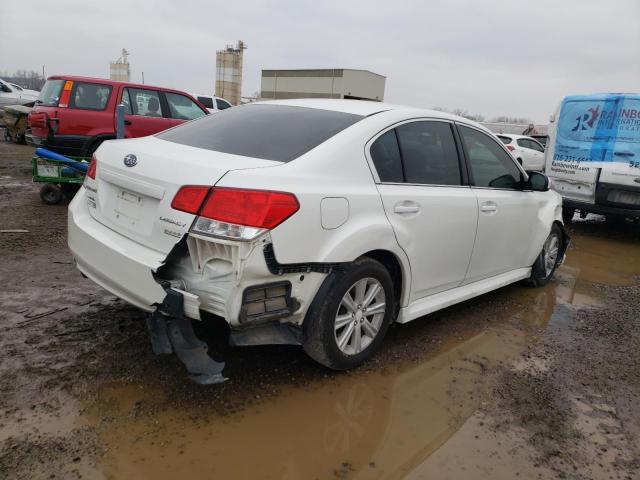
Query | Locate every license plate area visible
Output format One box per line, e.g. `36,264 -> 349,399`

36,161 -> 60,178
100,183 -> 158,234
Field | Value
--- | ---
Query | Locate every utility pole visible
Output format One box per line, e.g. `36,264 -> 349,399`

142,72 -> 145,84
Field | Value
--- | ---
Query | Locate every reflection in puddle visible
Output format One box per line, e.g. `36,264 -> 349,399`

27,228 -> 639,479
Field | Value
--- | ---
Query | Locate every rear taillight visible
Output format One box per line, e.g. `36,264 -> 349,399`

86,155 -> 97,179
58,80 -> 74,108
178,187 -> 299,241
506,145 -> 516,152
171,186 -> 211,214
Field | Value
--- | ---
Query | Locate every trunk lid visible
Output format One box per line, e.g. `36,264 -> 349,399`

89,136 -> 280,254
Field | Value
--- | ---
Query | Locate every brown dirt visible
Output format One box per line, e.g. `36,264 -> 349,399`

0,140 -> 639,479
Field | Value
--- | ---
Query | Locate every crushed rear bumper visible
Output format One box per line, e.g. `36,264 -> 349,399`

68,187 -> 167,311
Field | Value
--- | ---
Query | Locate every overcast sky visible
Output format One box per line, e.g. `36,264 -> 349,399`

1,0 -> 638,122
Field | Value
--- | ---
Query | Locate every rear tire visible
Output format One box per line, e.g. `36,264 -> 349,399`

303,257 -> 395,370
39,184 -> 63,205
529,224 -> 563,287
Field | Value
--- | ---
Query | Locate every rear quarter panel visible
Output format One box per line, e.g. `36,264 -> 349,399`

215,111 -> 414,303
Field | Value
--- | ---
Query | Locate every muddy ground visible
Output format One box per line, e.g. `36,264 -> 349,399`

0,140 -> 639,480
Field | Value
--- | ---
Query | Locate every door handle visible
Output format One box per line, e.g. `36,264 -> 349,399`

393,202 -> 421,215
124,120 -> 132,126
480,202 -> 498,214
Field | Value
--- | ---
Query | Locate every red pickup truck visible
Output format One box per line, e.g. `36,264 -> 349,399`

27,76 -> 209,157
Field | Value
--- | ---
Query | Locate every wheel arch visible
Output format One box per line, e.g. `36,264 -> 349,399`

360,249 -> 409,313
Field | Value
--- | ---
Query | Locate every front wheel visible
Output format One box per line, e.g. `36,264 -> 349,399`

303,257 -> 395,370
529,224 -> 563,287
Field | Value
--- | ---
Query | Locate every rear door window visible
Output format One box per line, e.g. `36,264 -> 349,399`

157,104 -> 363,162
36,80 -> 64,106
71,82 -> 112,110
197,96 -> 214,109
165,92 -> 207,120
125,88 -> 163,117
395,121 -> 461,185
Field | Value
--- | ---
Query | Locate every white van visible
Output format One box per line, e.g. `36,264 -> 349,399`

190,93 -> 232,113
545,93 -> 640,223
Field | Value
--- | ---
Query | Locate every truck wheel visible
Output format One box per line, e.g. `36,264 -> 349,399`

529,224 -> 563,287
303,257 -> 395,370
562,207 -> 575,224
39,184 -> 64,205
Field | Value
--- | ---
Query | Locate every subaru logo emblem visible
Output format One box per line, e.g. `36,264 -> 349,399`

123,154 -> 137,167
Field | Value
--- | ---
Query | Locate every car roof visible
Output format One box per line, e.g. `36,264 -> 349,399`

251,99 -> 486,126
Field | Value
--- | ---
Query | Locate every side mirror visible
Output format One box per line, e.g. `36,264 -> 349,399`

526,171 -> 550,191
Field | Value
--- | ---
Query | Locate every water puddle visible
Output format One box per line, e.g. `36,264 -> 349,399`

4,226 -> 637,479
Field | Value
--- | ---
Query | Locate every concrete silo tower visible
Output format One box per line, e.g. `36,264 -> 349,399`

215,41 -> 246,106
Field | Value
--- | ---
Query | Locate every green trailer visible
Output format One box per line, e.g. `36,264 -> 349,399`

32,155 -> 88,205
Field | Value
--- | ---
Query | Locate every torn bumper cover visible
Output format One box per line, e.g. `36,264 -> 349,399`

147,289 -> 226,384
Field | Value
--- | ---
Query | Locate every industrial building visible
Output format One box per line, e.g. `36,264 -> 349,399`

215,41 -> 246,106
109,48 -> 130,82
260,69 -> 385,102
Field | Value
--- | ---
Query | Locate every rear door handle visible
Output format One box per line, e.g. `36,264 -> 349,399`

480,202 -> 498,214
393,202 -> 421,215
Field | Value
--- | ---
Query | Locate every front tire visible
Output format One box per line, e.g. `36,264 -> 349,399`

529,224 -> 563,287
303,257 -> 395,370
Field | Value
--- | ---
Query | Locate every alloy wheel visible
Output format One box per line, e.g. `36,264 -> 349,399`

334,277 -> 386,355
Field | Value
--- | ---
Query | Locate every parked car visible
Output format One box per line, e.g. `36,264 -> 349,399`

530,134 -> 549,148
190,93 -> 233,113
27,76 -> 208,157
496,134 -> 546,171
545,93 -> 640,223
68,99 -> 568,374
0,78 -> 39,107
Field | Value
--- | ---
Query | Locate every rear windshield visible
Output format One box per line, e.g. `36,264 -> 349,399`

197,96 -> 214,109
497,135 -> 511,144
36,80 -> 64,106
157,104 -> 363,162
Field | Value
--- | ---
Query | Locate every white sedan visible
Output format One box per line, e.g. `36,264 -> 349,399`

0,79 -> 39,107
68,99 -> 567,381
497,133 -> 546,171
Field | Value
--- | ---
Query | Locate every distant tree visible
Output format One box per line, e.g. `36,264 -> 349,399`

0,70 -> 45,90
490,115 -> 533,124
433,106 -> 485,122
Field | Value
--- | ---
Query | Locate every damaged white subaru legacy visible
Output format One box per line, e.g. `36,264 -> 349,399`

69,99 -> 568,383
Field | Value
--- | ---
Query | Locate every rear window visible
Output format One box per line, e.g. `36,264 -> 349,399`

71,82 -> 111,110
197,96 -> 214,109
157,104 -> 363,162
36,80 -> 64,106
497,135 -> 511,144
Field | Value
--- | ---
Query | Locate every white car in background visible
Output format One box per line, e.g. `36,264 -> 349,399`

68,100 -> 567,381
497,134 -> 546,171
0,78 -> 40,107
190,93 -> 233,113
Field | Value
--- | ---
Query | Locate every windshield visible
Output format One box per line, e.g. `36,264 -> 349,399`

36,80 -> 64,106
157,104 -> 363,162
